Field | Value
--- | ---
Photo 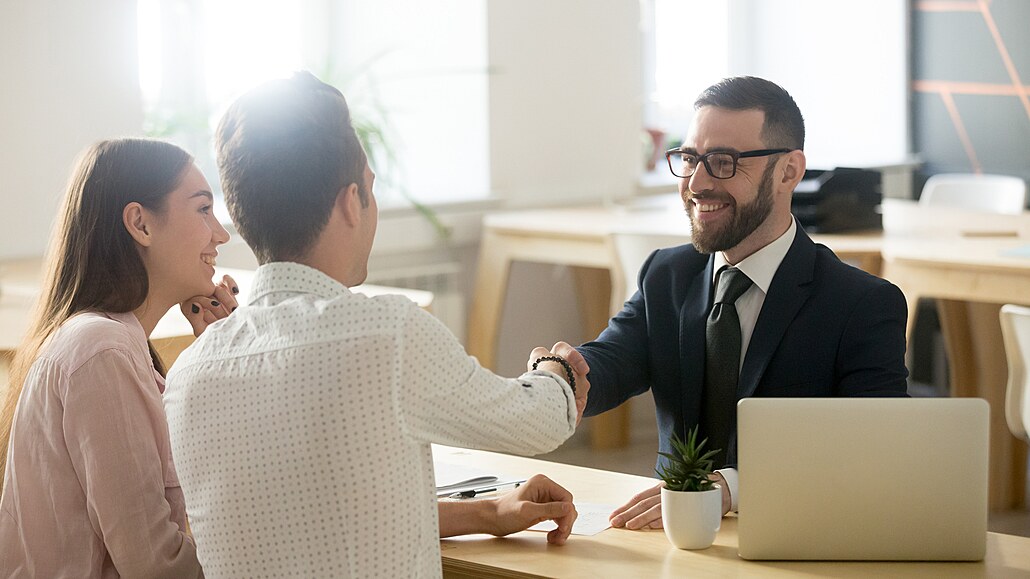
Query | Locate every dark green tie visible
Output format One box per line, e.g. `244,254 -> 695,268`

701,266 -> 753,468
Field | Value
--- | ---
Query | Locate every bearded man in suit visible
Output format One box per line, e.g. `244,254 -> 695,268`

547,76 -> 909,529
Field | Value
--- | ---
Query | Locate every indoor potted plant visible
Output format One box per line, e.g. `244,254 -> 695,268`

656,426 -> 723,549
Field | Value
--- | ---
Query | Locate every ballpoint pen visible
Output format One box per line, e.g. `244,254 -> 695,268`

448,479 -> 526,499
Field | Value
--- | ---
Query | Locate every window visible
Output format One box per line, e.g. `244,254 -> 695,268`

644,0 -> 908,172
645,0 -> 730,151
137,0 -> 489,207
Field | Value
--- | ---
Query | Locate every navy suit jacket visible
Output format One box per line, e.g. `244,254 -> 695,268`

578,226 -> 909,469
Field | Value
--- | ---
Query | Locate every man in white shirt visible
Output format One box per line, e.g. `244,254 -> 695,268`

546,76 -> 908,529
164,71 -> 589,578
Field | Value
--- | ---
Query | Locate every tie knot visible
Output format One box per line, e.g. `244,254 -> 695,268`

714,267 -> 753,305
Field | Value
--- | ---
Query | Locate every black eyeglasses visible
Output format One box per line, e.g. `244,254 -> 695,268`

665,148 -> 792,179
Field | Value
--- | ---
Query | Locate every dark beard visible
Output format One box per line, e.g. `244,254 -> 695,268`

688,161 -> 776,254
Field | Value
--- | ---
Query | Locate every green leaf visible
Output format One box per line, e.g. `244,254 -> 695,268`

655,425 -> 722,492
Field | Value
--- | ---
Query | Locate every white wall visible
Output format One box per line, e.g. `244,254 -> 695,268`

486,0 -> 645,374
488,0 -> 644,207
0,1 -> 144,259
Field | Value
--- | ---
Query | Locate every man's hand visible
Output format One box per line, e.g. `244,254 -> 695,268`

180,274 -> 240,337
609,481 -> 664,530
438,474 -> 578,545
492,474 -> 578,545
711,472 -> 731,516
527,342 -> 591,425
610,475 -> 730,530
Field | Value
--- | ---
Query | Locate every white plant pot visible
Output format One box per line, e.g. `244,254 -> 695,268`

661,485 -> 722,550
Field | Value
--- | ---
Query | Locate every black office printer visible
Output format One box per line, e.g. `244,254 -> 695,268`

791,167 -> 882,233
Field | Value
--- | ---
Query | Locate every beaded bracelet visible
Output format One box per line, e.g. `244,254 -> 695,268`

532,355 -> 576,393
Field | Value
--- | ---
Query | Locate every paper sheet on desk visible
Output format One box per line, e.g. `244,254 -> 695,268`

527,502 -> 615,536
433,456 -> 518,497
434,461 -> 496,489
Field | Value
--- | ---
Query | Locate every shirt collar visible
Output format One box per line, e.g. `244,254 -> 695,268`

712,217 -> 797,294
104,310 -> 165,391
248,261 -> 352,304
106,310 -> 148,344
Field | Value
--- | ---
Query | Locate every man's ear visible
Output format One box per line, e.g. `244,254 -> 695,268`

123,202 -> 152,247
336,182 -> 363,227
779,150 -> 807,193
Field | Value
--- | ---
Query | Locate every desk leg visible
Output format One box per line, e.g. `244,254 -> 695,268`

572,266 -> 630,449
903,291 -> 921,343
152,335 -> 196,370
467,230 -> 514,371
939,300 -> 1028,511
859,254 -> 883,278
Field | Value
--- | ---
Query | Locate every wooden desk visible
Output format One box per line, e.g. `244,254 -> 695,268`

0,258 -> 434,371
883,238 -> 1030,510
437,447 -> 1030,578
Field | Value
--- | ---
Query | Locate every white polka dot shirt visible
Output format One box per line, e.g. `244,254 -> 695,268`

164,262 -> 577,578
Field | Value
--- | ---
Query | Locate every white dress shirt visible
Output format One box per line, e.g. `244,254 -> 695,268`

711,218 -> 797,511
165,262 -> 577,578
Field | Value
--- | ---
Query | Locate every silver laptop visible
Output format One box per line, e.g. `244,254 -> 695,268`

737,398 -> 988,561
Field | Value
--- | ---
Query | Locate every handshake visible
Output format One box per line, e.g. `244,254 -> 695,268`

527,341 -> 591,425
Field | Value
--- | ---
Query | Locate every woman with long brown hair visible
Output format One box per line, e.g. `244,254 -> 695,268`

0,138 -> 237,577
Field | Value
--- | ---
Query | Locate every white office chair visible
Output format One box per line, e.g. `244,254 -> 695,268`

1000,304 -> 1030,442
611,232 -> 689,305
919,173 -> 1027,214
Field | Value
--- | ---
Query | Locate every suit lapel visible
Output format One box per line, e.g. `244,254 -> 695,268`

679,255 -> 714,429
737,227 -> 817,399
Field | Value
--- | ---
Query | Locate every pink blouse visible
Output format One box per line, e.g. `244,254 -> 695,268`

0,311 -> 201,578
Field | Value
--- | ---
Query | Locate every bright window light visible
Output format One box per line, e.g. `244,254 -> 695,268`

649,0 -> 730,145
136,0 -> 489,207
645,0 -> 908,170
201,0 -> 304,111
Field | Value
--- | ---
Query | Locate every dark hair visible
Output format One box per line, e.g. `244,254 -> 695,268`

0,138 -> 192,483
694,76 -> 805,151
216,71 -> 367,264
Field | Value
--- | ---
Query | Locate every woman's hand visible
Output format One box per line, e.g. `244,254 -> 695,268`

180,274 -> 239,337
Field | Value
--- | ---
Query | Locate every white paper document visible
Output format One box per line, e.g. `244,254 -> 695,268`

434,461 -> 495,489
433,455 -> 520,497
527,502 -> 615,536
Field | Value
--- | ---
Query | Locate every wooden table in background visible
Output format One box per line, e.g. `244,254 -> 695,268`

437,446 -> 1030,578
0,258 -> 433,371
883,237 -> 1030,510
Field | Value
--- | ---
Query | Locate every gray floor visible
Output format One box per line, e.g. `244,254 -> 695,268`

538,392 -> 1030,538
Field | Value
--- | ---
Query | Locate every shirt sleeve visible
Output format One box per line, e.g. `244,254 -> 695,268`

63,349 -> 202,579
395,306 -> 577,455
716,467 -> 739,512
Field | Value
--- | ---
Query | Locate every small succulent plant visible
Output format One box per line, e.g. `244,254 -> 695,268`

656,425 -> 720,492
